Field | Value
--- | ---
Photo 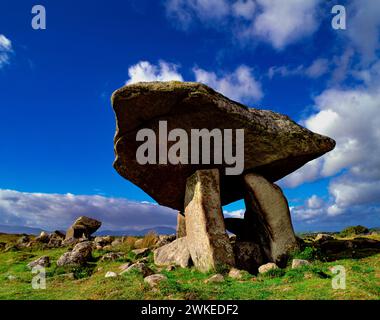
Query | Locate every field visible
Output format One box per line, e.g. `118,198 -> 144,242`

0,232 -> 379,300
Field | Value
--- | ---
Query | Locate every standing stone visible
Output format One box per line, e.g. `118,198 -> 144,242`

176,212 -> 186,238
243,173 -> 298,266
184,169 -> 235,272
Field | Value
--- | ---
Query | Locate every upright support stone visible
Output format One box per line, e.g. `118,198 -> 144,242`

176,212 -> 186,238
184,169 -> 235,272
243,173 -> 299,266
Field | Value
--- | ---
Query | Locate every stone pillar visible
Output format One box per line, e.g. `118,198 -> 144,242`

176,212 -> 186,238
184,169 -> 235,272
243,173 -> 299,266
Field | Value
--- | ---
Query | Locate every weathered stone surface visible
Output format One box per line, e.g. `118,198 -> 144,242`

243,173 -> 299,266
155,235 -> 176,248
205,274 -> 224,283
27,256 -> 50,269
132,248 -> 150,258
112,81 -> 335,211
105,271 -> 118,278
154,237 -> 191,268
228,268 -> 244,279
233,241 -> 264,274
144,274 -> 167,287
291,259 -> 311,269
100,252 -> 124,262
56,241 -> 93,267
314,234 -> 334,242
94,236 -> 114,247
36,231 -> 50,243
258,263 -> 279,274
65,216 -> 101,240
120,262 -> 153,277
184,169 -> 235,272
176,212 -> 186,238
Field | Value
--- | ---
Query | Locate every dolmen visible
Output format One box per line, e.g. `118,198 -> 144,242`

111,81 -> 335,273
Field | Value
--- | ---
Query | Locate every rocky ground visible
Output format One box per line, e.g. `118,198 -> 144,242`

0,229 -> 379,300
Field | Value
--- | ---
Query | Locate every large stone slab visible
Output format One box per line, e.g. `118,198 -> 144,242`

243,173 -> 299,266
184,169 -> 235,272
112,81 -> 335,211
65,216 -> 101,240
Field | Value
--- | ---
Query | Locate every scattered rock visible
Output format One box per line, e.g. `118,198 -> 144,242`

94,236 -> 114,247
35,231 -> 50,243
291,259 -> 311,269
120,262 -> 153,277
205,274 -> 224,283
132,248 -> 150,258
118,262 -> 131,272
144,274 -> 167,287
56,241 -> 93,267
154,237 -> 191,268
100,252 -> 124,262
155,235 -> 176,248
65,216 -> 101,240
228,268 -> 244,279
111,238 -> 123,247
258,263 -> 279,274
105,271 -> 118,278
7,275 -> 17,281
166,265 -> 176,272
27,256 -> 50,269
314,234 -> 334,242
17,235 -> 30,244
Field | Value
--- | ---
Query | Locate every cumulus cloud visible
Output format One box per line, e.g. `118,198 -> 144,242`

251,0 -> 321,49
0,189 -> 177,231
126,60 -> 183,84
126,61 -> 263,103
268,58 -> 329,79
347,0 -> 380,64
0,34 -> 12,68
223,209 -> 244,219
193,65 -> 263,102
164,0 -> 322,49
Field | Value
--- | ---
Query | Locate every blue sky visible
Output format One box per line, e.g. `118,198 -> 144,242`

0,0 -> 379,232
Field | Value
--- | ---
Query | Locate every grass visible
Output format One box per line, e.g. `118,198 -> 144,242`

0,233 -> 379,300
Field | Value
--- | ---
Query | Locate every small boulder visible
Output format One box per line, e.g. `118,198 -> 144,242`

105,271 -> 118,278
132,248 -> 150,259
258,263 -> 279,274
94,236 -> 114,247
100,252 -> 124,262
56,241 -> 93,267
27,256 -> 50,269
154,237 -> 191,268
314,234 -> 334,242
144,274 -> 167,287
205,274 -> 224,283
17,235 -> 30,244
35,231 -> 50,243
292,259 -> 311,269
120,262 -> 153,277
228,268 -> 244,279
118,262 -> 131,272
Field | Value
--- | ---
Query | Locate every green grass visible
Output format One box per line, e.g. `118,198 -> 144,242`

0,234 -> 379,300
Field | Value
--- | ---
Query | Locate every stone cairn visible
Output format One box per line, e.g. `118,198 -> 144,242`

111,81 -> 335,273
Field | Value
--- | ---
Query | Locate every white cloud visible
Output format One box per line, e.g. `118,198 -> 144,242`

193,65 -> 263,102
126,60 -> 183,84
268,58 -> 329,79
0,189 -> 177,231
165,0 -> 230,29
164,0 -> 321,49
223,209 -> 244,219
0,34 -> 12,68
347,0 -> 380,64
232,0 -> 256,20
252,0 -> 321,49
